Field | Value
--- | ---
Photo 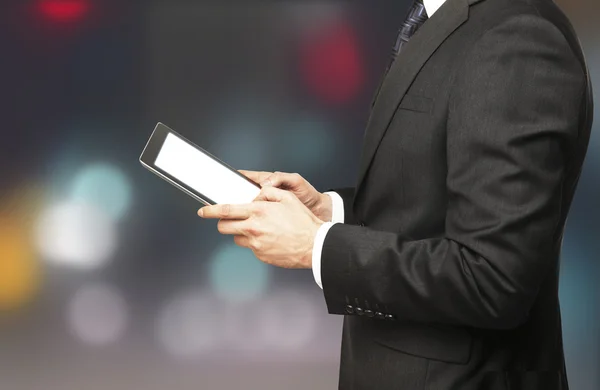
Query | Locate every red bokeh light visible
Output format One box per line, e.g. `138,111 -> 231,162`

37,0 -> 90,23
299,22 -> 365,105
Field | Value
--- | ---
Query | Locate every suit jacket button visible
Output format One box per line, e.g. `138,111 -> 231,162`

385,314 -> 396,321
364,310 -> 375,318
375,312 -> 385,320
355,307 -> 364,316
345,305 -> 354,314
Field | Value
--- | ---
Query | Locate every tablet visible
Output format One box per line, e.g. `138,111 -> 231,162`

139,123 -> 261,206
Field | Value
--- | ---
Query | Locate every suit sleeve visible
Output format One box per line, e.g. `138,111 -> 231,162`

320,15 -> 586,329
327,187 -> 356,225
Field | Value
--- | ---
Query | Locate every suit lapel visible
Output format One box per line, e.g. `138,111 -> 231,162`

354,0 -> 470,196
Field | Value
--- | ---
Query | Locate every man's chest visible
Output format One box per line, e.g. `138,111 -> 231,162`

354,32 -> 476,234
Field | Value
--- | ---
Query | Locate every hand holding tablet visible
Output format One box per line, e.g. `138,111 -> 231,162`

140,122 -> 325,272
139,123 -> 261,205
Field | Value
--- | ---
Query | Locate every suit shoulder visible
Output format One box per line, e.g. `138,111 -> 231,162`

471,0 -> 584,57
472,1 -> 561,36
467,0 -> 586,77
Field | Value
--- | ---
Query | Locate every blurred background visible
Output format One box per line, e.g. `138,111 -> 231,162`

0,1 -> 598,389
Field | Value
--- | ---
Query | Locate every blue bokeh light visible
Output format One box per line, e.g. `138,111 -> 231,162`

276,114 -> 336,174
559,232 -> 600,390
69,163 -> 132,221
560,244 -> 597,339
209,243 -> 271,303
211,118 -> 271,170
208,91 -> 280,171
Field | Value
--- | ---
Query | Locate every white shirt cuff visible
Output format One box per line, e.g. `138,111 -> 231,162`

312,222 -> 338,289
324,191 -> 345,224
312,192 -> 344,289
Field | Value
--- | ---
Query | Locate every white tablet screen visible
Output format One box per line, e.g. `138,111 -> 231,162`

154,133 -> 260,204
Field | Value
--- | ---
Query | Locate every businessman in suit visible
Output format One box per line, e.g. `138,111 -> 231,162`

199,0 -> 594,388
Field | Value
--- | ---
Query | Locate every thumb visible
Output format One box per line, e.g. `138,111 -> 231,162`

254,186 -> 290,203
261,172 -> 302,189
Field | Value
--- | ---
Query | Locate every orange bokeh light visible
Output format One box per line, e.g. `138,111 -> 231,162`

0,186 -> 45,312
0,220 -> 41,311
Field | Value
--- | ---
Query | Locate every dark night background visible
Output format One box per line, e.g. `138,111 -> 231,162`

0,1 -> 598,389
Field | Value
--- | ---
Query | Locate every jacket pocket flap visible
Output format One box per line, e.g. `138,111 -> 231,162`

398,94 -> 434,113
372,322 -> 472,364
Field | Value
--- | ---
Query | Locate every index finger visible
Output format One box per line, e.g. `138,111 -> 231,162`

198,203 -> 254,220
238,170 -> 273,186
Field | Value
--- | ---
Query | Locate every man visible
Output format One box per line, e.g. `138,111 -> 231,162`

199,0 -> 593,388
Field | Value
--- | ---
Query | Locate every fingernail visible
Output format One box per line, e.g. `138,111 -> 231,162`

198,208 -> 204,217
261,180 -> 272,187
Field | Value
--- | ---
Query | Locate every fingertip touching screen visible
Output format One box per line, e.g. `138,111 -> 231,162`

154,132 -> 260,204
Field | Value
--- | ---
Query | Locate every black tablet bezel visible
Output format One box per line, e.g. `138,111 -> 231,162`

139,122 -> 260,205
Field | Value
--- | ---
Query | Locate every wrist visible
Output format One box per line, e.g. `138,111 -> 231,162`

303,218 -> 324,269
315,193 -> 333,222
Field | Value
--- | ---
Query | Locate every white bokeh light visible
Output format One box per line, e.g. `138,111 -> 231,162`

221,302 -> 268,352
67,283 -> 129,347
70,163 -> 132,221
35,201 -> 117,270
157,290 -> 220,358
259,291 -> 318,350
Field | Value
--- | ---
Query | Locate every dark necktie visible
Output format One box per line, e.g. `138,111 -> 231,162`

371,0 -> 429,107
389,0 -> 429,67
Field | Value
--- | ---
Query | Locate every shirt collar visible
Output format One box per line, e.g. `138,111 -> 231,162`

423,0 -> 447,17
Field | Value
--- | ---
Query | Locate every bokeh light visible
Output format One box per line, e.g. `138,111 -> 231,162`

221,302 -> 268,352
0,185 -> 45,312
157,289 -> 220,357
275,114 -> 336,174
299,21 -> 364,105
559,234 -> 600,390
35,201 -> 117,270
67,283 -> 129,346
37,0 -> 90,23
211,118 -> 271,170
208,243 -> 271,304
69,163 -> 132,221
0,217 -> 41,312
560,238 -> 598,342
589,124 -> 600,172
208,93 -> 279,171
258,291 -> 317,350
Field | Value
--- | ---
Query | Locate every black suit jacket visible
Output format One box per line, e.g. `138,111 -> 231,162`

324,0 -> 593,389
